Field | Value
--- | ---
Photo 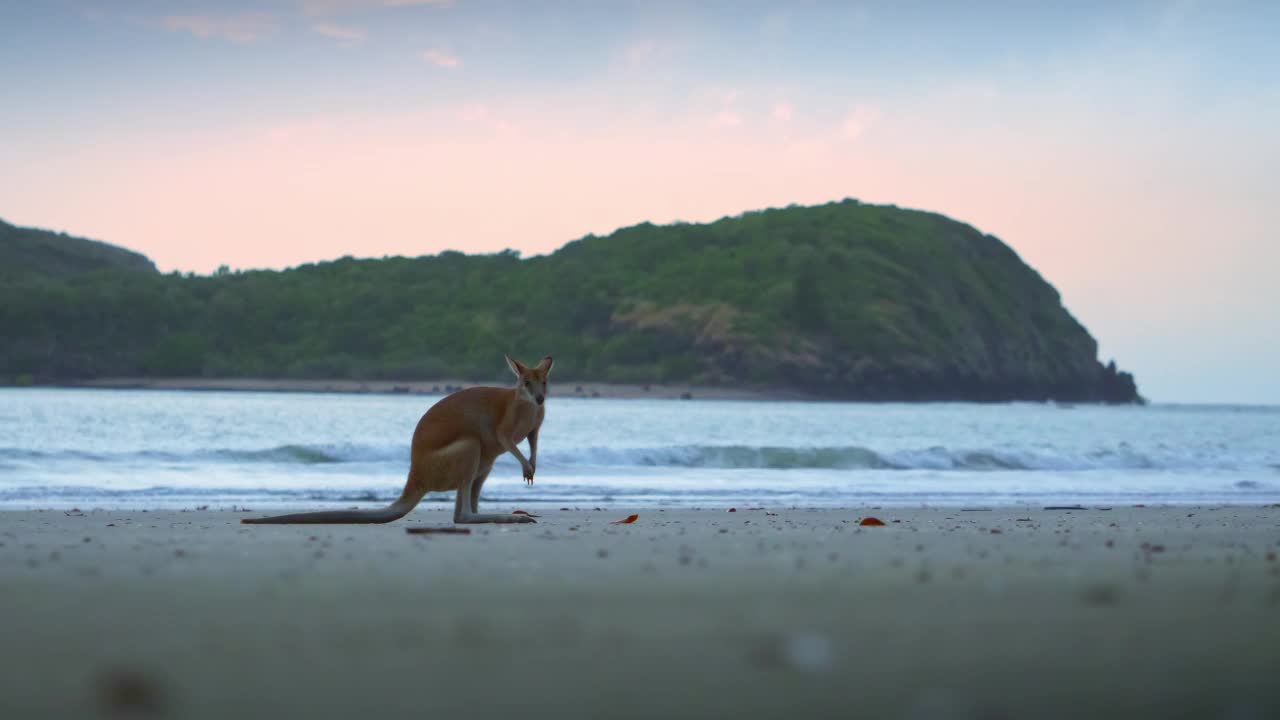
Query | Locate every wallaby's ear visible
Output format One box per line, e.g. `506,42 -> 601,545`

536,355 -> 554,375
505,354 -> 527,376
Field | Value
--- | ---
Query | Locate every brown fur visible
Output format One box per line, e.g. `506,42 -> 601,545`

242,355 -> 551,525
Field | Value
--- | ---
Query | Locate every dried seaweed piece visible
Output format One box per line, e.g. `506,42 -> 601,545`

611,514 -> 639,525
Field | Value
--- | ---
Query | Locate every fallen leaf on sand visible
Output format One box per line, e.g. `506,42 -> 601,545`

512,510 -> 540,517
612,514 -> 639,525
859,517 -> 887,526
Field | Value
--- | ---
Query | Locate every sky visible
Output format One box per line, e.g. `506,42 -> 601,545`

1,0 -> 1278,404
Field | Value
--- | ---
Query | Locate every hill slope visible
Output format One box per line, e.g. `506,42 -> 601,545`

0,200 -> 1140,402
0,219 -> 157,281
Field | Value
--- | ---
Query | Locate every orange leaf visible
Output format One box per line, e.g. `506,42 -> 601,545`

611,514 -> 639,525
859,517 -> 887,526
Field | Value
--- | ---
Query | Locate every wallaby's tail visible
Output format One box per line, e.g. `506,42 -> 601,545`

242,482 -> 426,525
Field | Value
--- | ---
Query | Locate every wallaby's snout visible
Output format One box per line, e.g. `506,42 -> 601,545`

536,394 -> 545,405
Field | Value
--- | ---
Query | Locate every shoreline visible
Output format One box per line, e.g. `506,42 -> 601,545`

2,506 -> 1277,718
36,376 -> 819,401
14,377 -> 1154,404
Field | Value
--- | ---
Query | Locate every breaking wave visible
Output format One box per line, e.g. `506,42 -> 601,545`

0,443 -> 1252,472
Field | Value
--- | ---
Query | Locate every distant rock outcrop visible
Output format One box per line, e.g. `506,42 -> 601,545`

0,218 -> 157,280
0,200 -> 1142,403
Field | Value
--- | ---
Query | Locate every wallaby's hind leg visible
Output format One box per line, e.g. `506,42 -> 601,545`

454,460 -> 533,524
469,461 -> 494,514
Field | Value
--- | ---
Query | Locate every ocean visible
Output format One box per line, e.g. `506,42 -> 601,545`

1,388 -> 1277,509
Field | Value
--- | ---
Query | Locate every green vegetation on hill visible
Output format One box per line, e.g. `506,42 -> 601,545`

0,219 -> 157,281
0,201 -> 1140,402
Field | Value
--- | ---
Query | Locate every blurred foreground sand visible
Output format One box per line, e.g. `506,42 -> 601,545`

2,506 -> 1278,719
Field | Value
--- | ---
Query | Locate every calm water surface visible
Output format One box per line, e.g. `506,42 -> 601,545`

1,388 -> 1277,508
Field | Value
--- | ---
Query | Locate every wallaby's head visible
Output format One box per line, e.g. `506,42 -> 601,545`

506,354 -> 554,406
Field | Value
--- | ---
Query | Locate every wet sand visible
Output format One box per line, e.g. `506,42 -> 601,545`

2,506 -> 1278,719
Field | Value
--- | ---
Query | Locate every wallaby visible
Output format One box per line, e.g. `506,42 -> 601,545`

243,355 -> 551,525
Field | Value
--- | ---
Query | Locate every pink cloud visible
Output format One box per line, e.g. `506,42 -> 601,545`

422,48 -> 462,68
772,102 -> 794,122
158,13 -> 275,43
299,0 -> 453,15
312,22 -> 367,47
840,106 -> 881,140
710,111 -> 743,128
618,38 -> 682,70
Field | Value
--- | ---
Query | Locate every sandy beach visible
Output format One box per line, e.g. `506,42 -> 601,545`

2,506 -> 1278,719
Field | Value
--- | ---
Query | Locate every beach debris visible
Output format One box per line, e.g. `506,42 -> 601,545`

859,517 -> 887,526
727,508 -> 737,512
512,510 -> 540,518
1081,583 -> 1121,606
1044,505 -> 1085,510
766,511 -> 778,517
784,632 -> 834,671
1140,542 -> 1166,553
65,508 -> 84,517
611,514 -> 639,525
751,631 -> 833,672
97,668 -> 167,715
989,529 -> 1003,534
406,527 -> 473,535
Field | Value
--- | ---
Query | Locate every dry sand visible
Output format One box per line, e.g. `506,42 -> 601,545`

2,506 -> 1278,719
